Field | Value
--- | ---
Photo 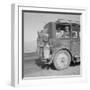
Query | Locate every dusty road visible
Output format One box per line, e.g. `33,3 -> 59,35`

24,53 -> 80,78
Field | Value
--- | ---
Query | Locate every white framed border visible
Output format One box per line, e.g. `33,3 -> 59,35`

11,4 -> 87,87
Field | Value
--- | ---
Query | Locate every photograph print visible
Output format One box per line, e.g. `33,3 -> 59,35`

23,10 -> 81,78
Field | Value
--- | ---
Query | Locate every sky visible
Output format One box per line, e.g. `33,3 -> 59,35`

24,12 -> 80,53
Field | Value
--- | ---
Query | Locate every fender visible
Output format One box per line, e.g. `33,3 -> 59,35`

49,47 -> 72,64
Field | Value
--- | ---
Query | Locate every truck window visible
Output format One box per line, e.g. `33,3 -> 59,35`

56,24 -> 70,38
72,31 -> 78,38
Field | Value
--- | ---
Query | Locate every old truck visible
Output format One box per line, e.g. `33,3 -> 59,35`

37,19 -> 80,70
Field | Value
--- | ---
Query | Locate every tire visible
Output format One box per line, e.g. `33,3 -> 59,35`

53,49 -> 71,70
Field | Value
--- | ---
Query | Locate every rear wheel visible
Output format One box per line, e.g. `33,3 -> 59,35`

53,49 -> 71,70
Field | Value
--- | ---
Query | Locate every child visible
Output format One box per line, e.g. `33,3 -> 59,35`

43,42 -> 50,61
42,42 -> 51,69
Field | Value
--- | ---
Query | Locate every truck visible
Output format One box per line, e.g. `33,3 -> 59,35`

37,19 -> 80,70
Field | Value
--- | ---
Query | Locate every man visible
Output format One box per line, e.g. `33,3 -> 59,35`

64,26 -> 70,38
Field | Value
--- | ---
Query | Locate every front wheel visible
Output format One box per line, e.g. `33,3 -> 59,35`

53,49 -> 71,70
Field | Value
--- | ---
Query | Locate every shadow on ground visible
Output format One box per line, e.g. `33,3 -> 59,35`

35,58 -> 80,70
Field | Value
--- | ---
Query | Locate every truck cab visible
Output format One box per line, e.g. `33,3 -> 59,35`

37,19 -> 80,70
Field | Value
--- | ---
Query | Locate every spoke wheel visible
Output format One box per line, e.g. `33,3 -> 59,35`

53,49 -> 71,70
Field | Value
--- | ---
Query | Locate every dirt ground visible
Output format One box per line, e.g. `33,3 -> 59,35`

24,53 -> 80,78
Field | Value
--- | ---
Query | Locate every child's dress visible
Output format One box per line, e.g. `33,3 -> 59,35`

43,44 -> 50,59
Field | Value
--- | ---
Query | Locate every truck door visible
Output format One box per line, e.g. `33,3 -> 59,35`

54,24 -> 71,51
71,24 -> 80,57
